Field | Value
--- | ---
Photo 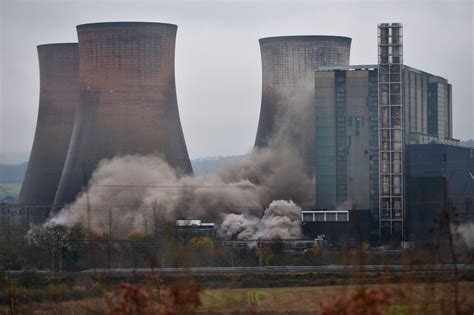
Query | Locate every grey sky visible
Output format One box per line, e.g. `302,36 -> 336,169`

1,0 -> 472,161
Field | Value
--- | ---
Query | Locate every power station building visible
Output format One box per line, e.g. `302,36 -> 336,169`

13,21 -> 472,247
308,23 -> 472,244
313,64 -> 457,236
54,22 -> 193,206
19,43 -> 79,206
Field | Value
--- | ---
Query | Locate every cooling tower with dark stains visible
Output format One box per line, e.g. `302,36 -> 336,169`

54,22 -> 193,206
254,36 -> 352,174
18,43 -> 79,205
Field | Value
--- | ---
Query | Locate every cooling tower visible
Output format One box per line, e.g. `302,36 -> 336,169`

54,22 -> 192,206
254,36 -> 351,173
18,43 -> 79,205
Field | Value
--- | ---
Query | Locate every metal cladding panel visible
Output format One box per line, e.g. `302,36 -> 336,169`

302,209 -> 372,244
345,70 -> 370,210
314,71 -> 337,208
405,176 -> 448,243
405,144 -> 474,242
255,36 -> 351,179
54,22 -> 192,206
18,43 -> 79,205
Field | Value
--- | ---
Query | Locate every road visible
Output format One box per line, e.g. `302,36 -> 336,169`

81,264 -> 474,275
6,264 -> 472,276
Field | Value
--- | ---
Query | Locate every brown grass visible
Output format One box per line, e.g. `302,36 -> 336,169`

4,281 -> 472,314
102,273 -> 201,315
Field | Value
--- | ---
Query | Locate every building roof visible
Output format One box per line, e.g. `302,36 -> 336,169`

315,64 -> 449,83
259,35 -> 352,44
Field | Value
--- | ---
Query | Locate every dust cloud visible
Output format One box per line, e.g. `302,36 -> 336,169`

49,141 -> 309,239
48,83 -> 316,240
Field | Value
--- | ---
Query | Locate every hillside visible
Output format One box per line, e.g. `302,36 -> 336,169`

0,162 -> 27,182
0,155 -> 248,202
0,162 -> 27,202
461,139 -> 474,148
191,154 -> 247,175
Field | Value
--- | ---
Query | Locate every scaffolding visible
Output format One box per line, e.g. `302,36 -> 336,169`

378,23 -> 404,243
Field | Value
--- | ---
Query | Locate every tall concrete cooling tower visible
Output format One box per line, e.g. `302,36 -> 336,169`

54,22 -> 193,206
19,43 -> 79,205
254,36 -> 351,174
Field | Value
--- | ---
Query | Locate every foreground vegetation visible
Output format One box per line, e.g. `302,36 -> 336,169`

2,222 -> 473,273
1,278 -> 473,314
2,264 -> 474,313
1,221 -> 473,313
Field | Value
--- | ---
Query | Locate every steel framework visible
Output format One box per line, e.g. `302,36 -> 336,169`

378,23 -> 404,243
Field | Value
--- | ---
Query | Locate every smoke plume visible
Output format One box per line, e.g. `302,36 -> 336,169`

454,223 -> 474,248
48,83 -> 315,239
49,141 -> 310,238
220,200 -> 302,240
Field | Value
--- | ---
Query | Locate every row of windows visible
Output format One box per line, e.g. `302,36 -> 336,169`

302,211 -> 349,222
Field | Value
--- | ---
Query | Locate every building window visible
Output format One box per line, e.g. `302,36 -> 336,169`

326,213 -> 337,221
380,108 -> 389,128
355,116 -> 361,136
315,213 -> 325,222
337,212 -> 348,222
303,213 -> 314,222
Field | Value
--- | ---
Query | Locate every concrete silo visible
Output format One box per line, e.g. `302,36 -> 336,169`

19,43 -> 79,205
254,36 -> 352,176
54,22 -> 193,206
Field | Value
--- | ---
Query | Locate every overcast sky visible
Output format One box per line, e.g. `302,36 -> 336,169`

0,0 -> 472,162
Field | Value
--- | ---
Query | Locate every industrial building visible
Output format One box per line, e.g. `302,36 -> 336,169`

54,22 -> 193,206
311,23 -> 470,244
253,25 -> 470,245
405,143 -> 474,244
12,21 -> 472,248
255,36 -> 352,188
19,43 -> 79,206
301,209 -> 372,245
174,220 -> 216,243
313,64 -> 457,240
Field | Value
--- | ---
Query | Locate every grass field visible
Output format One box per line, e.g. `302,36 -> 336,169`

0,182 -> 21,201
199,283 -> 474,313
3,282 -> 473,314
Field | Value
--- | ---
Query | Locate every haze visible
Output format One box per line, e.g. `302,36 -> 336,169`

0,0 -> 472,162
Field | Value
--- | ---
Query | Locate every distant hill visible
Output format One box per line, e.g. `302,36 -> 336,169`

0,154 -> 249,182
191,154 -> 247,175
0,151 -> 29,164
0,182 -> 21,202
0,162 -> 27,182
461,139 -> 474,148
0,162 -> 26,202
0,156 -> 247,202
